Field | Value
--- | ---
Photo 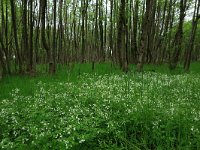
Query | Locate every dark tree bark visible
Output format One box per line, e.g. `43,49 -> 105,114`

95,0 -> 99,61
109,0 -> 113,61
40,0 -> 49,55
81,0 -> 86,63
165,0 -> 176,63
146,0 -> 156,63
58,0 -> 64,63
22,0 -> 28,67
160,0 -> 173,63
10,0 -> 23,73
0,1 -> 8,74
72,0 -> 77,62
99,0 -> 104,61
136,0 -> 154,72
104,0 -> 108,60
0,38 -> 7,75
5,0 -> 11,74
52,0 -> 57,74
35,0 -> 41,64
131,0 -> 139,64
40,0 -> 54,74
117,0 -> 128,72
184,0 -> 200,71
28,0 -> 34,73
170,0 -> 187,70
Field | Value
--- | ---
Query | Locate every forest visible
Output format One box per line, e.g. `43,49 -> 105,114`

0,0 -> 200,149
0,0 -> 199,74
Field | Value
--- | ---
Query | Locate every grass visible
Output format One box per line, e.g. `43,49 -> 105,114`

0,63 -> 200,149
0,63 -> 121,100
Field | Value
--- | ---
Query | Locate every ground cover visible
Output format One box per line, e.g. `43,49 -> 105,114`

0,63 -> 200,149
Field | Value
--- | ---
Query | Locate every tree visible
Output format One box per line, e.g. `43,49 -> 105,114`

131,0 -> 139,63
1,0 -> 11,74
170,0 -> 188,70
136,0 -> 154,72
81,0 -> 86,63
0,0 -> 199,74
52,0 -> 57,73
184,0 -> 200,71
117,0 -> 128,72
40,0 -> 54,74
28,0 -> 35,73
0,30 -> 7,75
10,0 -> 23,73
22,0 -> 28,70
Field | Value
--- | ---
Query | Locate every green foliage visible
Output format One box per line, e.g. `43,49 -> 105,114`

166,20 -> 200,55
0,63 -> 200,149
183,21 -> 200,46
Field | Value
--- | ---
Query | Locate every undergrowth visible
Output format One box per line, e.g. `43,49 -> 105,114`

0,63 -> 200,149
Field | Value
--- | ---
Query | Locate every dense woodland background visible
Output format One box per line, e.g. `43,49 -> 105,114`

0,0 -> 199,75
1,1 -> 200,149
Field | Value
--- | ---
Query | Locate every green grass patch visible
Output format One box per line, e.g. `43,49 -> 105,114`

0,63 -> 200,149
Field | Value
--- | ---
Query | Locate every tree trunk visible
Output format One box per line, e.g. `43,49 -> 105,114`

10,0 -> 23,73
117,0 -> 128,72
0,46 -> 7,75
28,0 -> 35,74
131,0 -> 139,64
184,0 -> 199,71
52,0 -> 57,74
58,0 -> 64,64
170,0 -> 187,70
99,0 -> 104,61
136,0 -> 153,72
40,0 -> 53,74
5,0 -> 11,74
81,0 -> 86,63
22,0 -> 29,69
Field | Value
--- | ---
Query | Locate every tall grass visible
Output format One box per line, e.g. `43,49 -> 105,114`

0,63 -> 200,149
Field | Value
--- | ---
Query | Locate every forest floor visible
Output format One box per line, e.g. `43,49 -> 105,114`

0,63 -> 200,149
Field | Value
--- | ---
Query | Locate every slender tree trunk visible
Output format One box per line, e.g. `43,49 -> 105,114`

104,0 -> 108,60
117,0 -> 128,72
22,0 -> 28,68
131,0 -> 138,64
81,0 -> 86,63
52,0 -> 57,73
0,1 -> 7,74
165,0 -> 176,63
99,0 -> 104,61
5,0 -> 11,74
184,0 -> 199,71
40,0 -> 53,74
109,0 -> 113,61
136,0 -> 153,72
28,0 -> 34,73
35,0 -> 41,64
170,0 -> 187,70
95,0 -> 99,61
58,0 -> 64,64
0,39 -> 7,75
160,0 -> 173,63
10,0 -> 23,73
